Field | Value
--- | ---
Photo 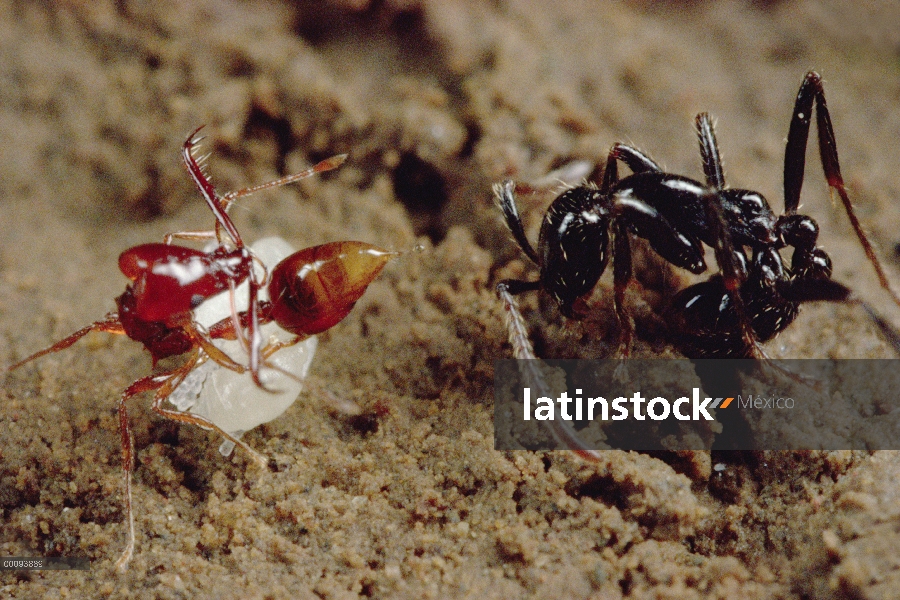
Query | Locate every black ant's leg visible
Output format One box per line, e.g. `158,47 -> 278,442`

779,277 -> 852,303
497,282 -> 538,361
494,180 -> 541,264
612,221 -> 633,358
784,72 -> 900,308
859,303 -> 900,354
609,143 -> 662,174
493,180 -> 543,300
610,196 -> 706,274
695,112 -> 726,190
777,277 -> 900,354
694,114 -> 758,356
780,279 -> 900,356
496,284 -> 603,461
602,143 -> 700,352
604,138 -> 706,274
497,279 -> 542,296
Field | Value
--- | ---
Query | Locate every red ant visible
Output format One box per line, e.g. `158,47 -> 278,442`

5,128 -> 397,569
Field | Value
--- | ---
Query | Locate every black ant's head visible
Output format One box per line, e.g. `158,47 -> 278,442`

775,214 -> 819,250
722,190 -> 778,247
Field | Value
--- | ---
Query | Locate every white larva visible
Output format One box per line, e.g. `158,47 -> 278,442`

168,237 -> 317,456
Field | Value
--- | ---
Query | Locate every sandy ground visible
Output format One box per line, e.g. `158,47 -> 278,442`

2,1 -> 900,598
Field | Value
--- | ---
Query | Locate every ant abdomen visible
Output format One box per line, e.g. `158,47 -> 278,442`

267,241 -> 396,336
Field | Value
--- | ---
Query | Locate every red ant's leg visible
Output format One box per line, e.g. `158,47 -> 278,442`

181,322 -> 248,374
114,347 -> 269,569
182,127 -> 244,248
205,307 -> 309,387
245,266 -> 268,389
162,230 -> 218,245
114,371 -> 171,571
7,314 -> 124,371
149,372 -> 268,468
183,127 -> 347,247
213,154 -> 348,247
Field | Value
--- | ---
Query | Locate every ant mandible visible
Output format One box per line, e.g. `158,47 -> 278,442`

497,71 -> 900,360
5,128 -> 395,569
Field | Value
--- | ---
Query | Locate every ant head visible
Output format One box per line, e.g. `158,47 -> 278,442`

722,190 -> 778,247
776,214 -> 819,250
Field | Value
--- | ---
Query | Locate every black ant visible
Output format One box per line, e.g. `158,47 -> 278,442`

5,129 -> 396,568
497,71 -> 900,361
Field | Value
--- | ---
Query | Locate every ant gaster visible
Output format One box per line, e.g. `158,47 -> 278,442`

497,71 -> 900,360
6,128 -> 395,569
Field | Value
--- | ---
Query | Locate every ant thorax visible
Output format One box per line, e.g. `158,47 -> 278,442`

168,237 -> 318,456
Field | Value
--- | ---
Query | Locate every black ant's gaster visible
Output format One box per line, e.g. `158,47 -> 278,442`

497,71 -> 900,361
5,129 -> 395,569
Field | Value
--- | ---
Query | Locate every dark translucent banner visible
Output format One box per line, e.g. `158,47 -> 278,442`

0,557 -> 90,571
494,359 -> 900,451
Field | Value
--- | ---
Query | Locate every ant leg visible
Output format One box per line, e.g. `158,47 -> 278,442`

497,282 -> 538,361
609,143 -> 662,174
494,180 -> 541,264
781,277 -> 900,356
604,140 -> 706,274
183,127 -> 244,247
245,267 -> 268,390
784,72 -> 900,308
114,372 -> 172,570
7,314 -> 124,371
496,284 -> 602,461
162,230 -> 218,245
496,279 -> 542,296
260,334 -> 310,359
208,153 -> 347,251
859,302 -> 900,354
149,358 -> 269,467
695,112 -> 726,190
694,114 -> 759,357
601,151 -> 635,362
612,222 -> 634,359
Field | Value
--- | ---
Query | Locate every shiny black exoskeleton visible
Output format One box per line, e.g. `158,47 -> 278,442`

498,71 -> 900,358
